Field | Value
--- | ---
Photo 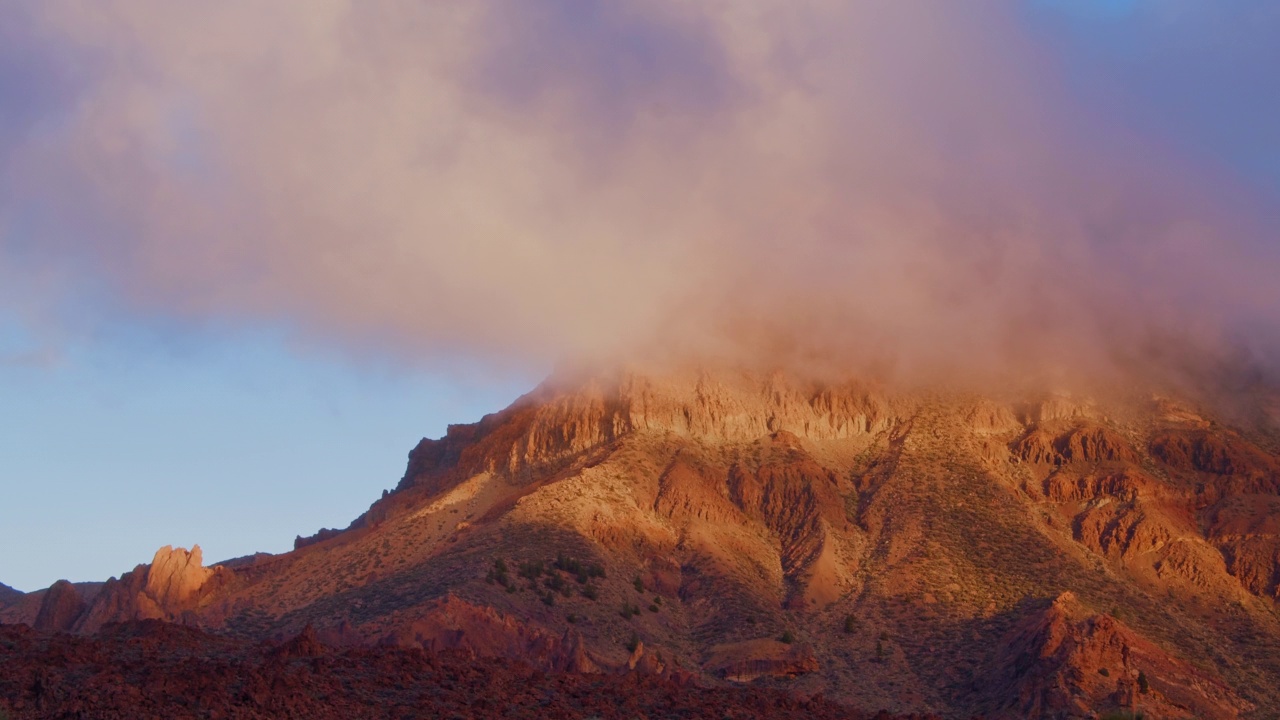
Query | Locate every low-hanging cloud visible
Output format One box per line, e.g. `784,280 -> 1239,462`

2,0 -> 1279,389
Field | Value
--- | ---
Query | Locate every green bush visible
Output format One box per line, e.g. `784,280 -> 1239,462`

518,560 -> 545,580
544,574 -> 566,593
779,630 -> 795,644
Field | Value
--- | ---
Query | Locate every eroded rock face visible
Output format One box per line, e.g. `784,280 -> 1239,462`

32,581 -> 85,633
399,370 -> 894,494
17,368 -> 1280,719
1150,430 -> 1279,489
704,639 -> 820,682
369,595 -> 604,674
988,593 -> 1250,720
76,545 -> 224,632
0,581 -> 21,606
145,545 -> 214,608
1013,423 -> 1137,467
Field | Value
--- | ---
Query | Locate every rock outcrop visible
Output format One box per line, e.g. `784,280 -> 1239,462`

76,545 -> 225,632
399,370 -> 894,495
0,582 -> 22,611
987,593 -> 1249,720
369,595 -> 604,674
32,580 -> 86,633
704,639 -> 820,682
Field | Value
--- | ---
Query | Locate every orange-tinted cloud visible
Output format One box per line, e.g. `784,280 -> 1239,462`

2,1 -> 1278,387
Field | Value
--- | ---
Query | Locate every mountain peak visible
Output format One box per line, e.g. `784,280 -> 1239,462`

28,368 -> 1280,718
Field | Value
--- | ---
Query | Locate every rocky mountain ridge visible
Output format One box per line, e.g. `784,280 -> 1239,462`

4,367 -> 1279,719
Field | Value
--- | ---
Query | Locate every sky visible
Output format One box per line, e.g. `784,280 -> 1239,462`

1,0 -> 1279,591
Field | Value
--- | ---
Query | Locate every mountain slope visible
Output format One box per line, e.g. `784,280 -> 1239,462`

20,368 -> 1280,718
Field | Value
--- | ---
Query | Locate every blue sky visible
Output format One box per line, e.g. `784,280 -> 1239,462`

0,321 -> 536,591
1,1 -> 1278,591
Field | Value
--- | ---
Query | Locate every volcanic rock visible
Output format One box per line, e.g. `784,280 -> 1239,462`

15,367 -> 1280,718
32,580 -> 85,633
704,639 -> 820,682
987,592 -> 1250,719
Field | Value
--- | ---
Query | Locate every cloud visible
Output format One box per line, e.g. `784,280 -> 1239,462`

2,0 -> 1278,388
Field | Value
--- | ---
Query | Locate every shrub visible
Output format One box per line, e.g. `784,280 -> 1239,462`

779,630 -> 795,644
1137,670 -> 1149,694
843,614 -> 858,634
648,604 -> 660,613
581,585 -> 599,601
633,576 -> 645,593
625,632 -> 640,653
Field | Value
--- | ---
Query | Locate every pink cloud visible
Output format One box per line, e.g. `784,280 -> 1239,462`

2,0 -> 1277,389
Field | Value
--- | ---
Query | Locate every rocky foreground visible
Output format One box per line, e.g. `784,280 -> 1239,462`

0,620 -> 941,720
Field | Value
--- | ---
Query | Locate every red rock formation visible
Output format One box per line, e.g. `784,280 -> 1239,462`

372,595 -> 605,674
988,593 -> 1249,720
76,545 -> 227,632
704,639 -> 820,682
12,368 -> 1280,718
0,621 -> 932,720
32,580 -> 85,633
1150,430 -> 1278,485
0,581 -> 21,606
1013,423 -> 1137,467
398,370 -> 893,496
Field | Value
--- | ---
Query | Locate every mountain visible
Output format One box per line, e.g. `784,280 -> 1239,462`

8,367 -> 1280,719
0,582 -> 21,609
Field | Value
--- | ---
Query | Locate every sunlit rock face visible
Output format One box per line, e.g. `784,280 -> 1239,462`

26,368 -> 1280,718
76,545 -> 228,633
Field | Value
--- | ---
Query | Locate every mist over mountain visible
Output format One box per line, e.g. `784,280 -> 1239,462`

2,1 -> 1279,388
